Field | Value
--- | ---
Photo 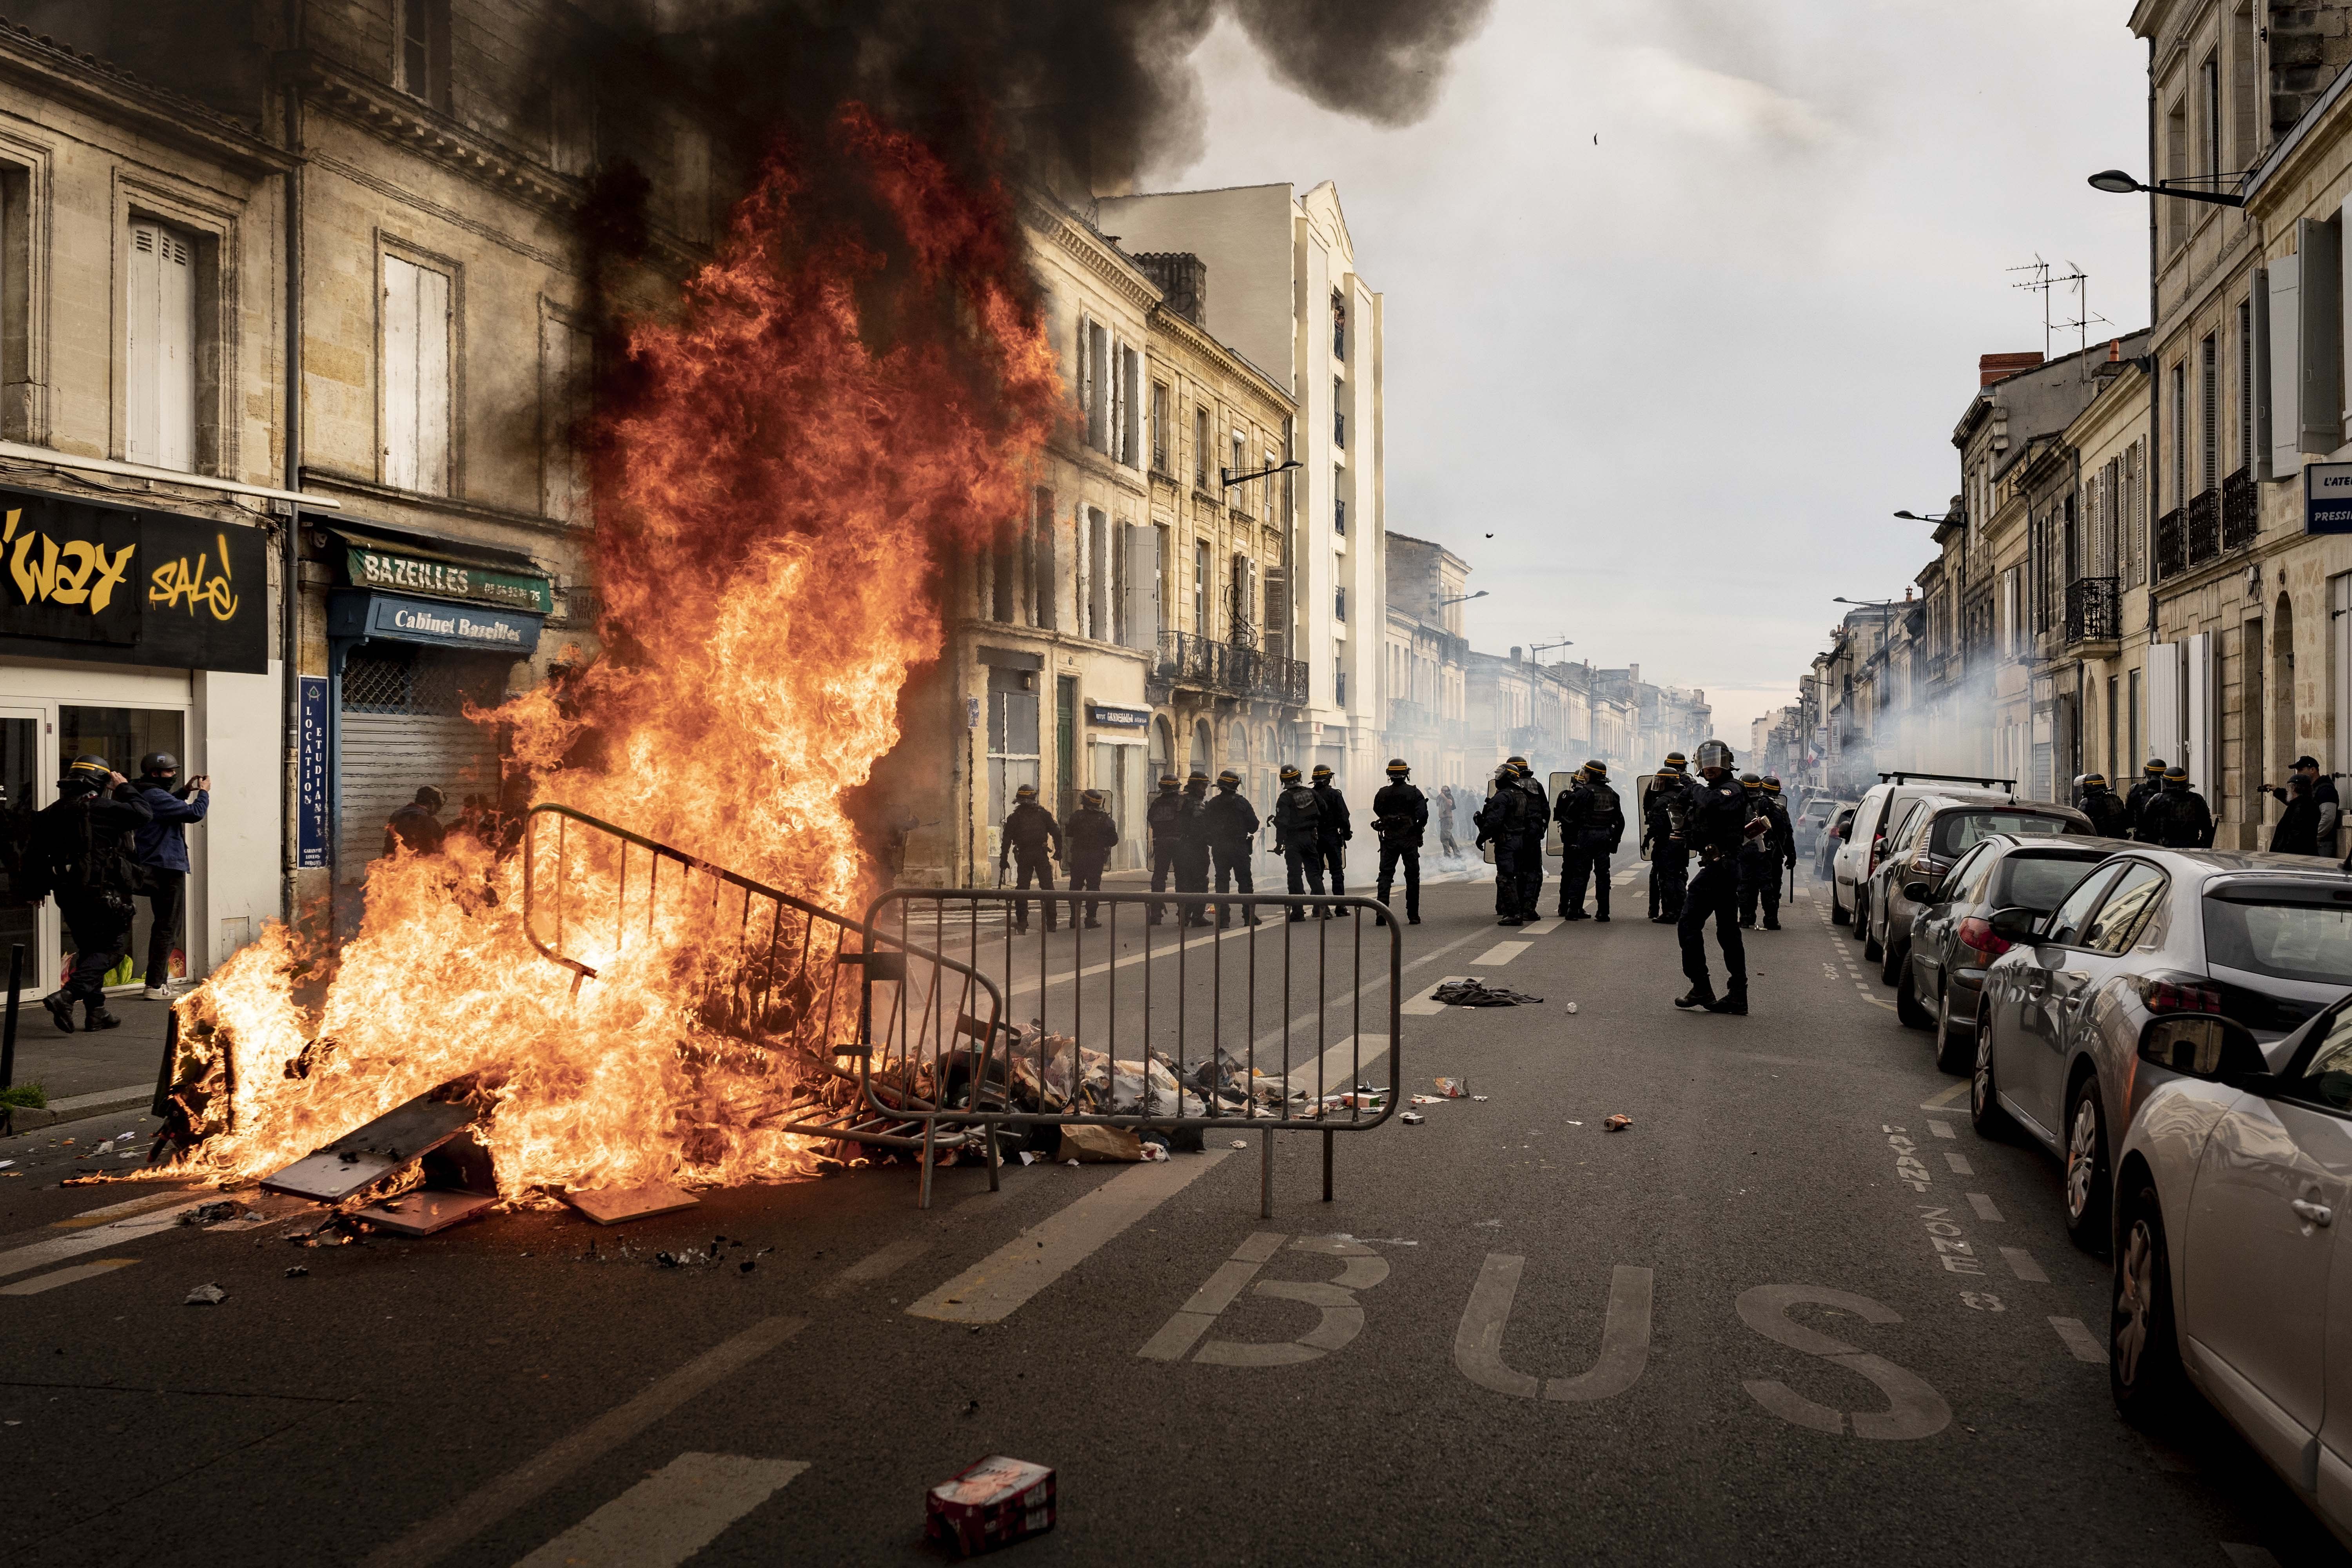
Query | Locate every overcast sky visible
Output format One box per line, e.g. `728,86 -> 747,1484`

1162,0 -> 2149,748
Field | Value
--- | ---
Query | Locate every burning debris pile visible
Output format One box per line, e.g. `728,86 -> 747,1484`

154,111 -> 1061,1207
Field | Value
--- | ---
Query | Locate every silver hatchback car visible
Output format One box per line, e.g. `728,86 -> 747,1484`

1972,849 -> 2352,1250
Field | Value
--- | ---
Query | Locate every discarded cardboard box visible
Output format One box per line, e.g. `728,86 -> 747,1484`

926,1454 -> 1055,1556
1057,1124 -> 1141,1163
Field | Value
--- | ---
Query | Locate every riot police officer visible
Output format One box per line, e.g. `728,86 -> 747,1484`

2139,764 -> 2216,848
1176,769 -> 1213,926
1675,740 -> 1750,1014
1144,773 -> 1185,924
1202,768 -> 1262,927
1476,765 -> 1531,925
25,755 -> 152,1031
1372,758 -> 1427,925
998,782 -> 1063,933
1556,760 -> 1624,921
2125,757 -> 2167,841
1273,764 -> 1328,919
1642,758 -> 1690,922
1505,756 -> 1547,917
1065,788 -> 1119,927
2077,773 -> 2128,838
1740,776 -> 1795,929
1310,763 -> 1351,897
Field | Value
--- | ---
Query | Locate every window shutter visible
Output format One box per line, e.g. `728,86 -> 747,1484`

127,222 -> 195,472
2269,256 -> 2301,477
2185,631 -> 2215,802
2299,217 -> 2341,455
539,314 -> 591,523
2146,641 -> 2181,776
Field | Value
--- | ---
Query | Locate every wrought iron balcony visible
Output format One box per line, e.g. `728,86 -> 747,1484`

2154,507 -> 2185,582
1155,630 -> 1308,706
2063,575 -> 2120,646
2222,466 -> 2256,551
2186,486 -> 2221,566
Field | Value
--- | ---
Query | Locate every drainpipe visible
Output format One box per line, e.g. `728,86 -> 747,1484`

280,65 -> 305,926
2145,30 -> 2162,648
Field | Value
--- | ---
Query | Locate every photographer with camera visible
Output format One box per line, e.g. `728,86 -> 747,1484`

131,752 -> 209,999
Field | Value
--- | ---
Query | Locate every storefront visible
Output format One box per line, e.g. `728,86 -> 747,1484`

319,522 -> 548,895
0,486 -> 279,991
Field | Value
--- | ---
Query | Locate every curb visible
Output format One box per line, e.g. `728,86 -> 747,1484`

3,1087 -> 155,1136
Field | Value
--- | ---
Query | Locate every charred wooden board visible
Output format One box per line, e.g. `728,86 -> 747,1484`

258,1092 -> 479,1203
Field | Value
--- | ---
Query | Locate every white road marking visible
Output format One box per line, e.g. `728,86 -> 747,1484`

1138,1232 -> 1285,1361
1195,1235 -> 1388,1366
2219,1544 -> 2283,1566
1736,1284 -> 1952,1439
1468,942 -> 1532,966
1920,1082 -> 1969,1112
0,1198 -> 209,1281
1401,977 -> 1462,1016
512,1454 -> 808,1568
1942,1152 -> 1974,1176
1966,1193 -> 2004,1222
44,1188 -> 202,1230
0,1258 -> 137,1295
1455,1257 -> 1653,1401
2050,1316 -> 2106,1363
2000,1247 -> 2047,1283
1518,919 -> 1562,936
907,1152 -> 1234,1324
817,1236 -> 931,1297
1276,1035 -> 1390,1099
1929,1121 -> 1955,1139
359,1317 -> 808,1568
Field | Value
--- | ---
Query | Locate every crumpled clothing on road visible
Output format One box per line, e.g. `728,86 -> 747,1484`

1432,978 -> 1544,1007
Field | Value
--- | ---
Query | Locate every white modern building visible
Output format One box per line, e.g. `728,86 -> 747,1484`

1094,180 -> 1385,796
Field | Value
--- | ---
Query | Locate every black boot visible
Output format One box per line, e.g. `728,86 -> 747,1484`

41,990 -> 74,1032
83,1006 -> 123,1031
1083,918 -> 1103,929
1762,916 -> 1780,931
1706,991 -> 1749,1016
1674,984 -> 1716,1010
1407,913 -> 1421,925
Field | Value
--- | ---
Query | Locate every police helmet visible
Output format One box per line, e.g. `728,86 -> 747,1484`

1663,751 -> 1688,768
2164,765 -> 2189,783
1159,774 -> 1181,790
1763,776 -> 1782,794
1739,772 -> 1762,789
1311,764 -> 1334,780
1504,755 -> 1530,773
1656,762 -> 1684,777
1279,764 -> 1302,783
60,753 -> 111,793
2145,757 -> 2167,774
1080,788 -> 1105,806
1014,783 -> 1038,800
1216,768 -> 1241,788
1584,759 -> 1607,778
1186,768 -> 1209,783
139,752 -> 179,778
1386,758 -> 1411,777
2082,772 -> 2108,790
1694,739 -> 1733,772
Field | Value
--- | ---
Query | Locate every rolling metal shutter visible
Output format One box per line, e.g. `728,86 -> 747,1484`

337,648 -> 503,884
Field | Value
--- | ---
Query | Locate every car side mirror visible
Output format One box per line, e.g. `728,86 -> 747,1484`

2138,1014 -> 2267,1082
1903,879 -> 1935,904
1987,905 -> 2040,944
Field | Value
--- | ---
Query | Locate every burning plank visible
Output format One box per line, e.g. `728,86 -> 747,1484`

565,1182 -> 701,1226
355,1191 -> 499,1236
258,1085 -> 480,1203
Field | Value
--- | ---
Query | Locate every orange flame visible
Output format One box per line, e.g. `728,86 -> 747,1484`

168,108 -> 1058,1195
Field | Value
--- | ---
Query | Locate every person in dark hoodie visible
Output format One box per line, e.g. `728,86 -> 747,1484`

1272,764 -> 1327,919
1555,760 -> 1624,922
1202,768 -> 1262,927
1310,763 -> 1351,897
1175,769 -> 1213,927
2125,758 -> 2167,841
2272,773 -> 2324,858
1371,757 -> 1427,925
1144,773 -> 1185,925
129,752 -> 209,999
25,755 -> 151,1032
1064,788 -> 1119,927
998,782 -> 1063,933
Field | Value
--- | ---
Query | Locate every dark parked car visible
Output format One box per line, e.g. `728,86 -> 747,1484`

1870,795 -> 2096,986
1973,849 -> 2352,1249
1901,833 -> 2122,1068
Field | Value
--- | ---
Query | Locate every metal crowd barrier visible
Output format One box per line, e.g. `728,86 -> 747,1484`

861,887 -> 1402,1215
521,805 -> 1007,1205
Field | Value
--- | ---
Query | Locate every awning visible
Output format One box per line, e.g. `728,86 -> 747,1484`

328,521 -> 554,617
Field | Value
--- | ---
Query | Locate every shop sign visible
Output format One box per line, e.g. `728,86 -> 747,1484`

0,489 -> 267,673
344,546 -> 553,615
1087,702 -> 1152,729
298,675 -> 329,869
2308,463 -> 2352,534
330,589 -> 543,655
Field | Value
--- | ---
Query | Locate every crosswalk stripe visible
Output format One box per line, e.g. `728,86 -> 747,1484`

1402,977 -> 1461,1016
1467,941 -> 1531,966
0,1258 -> 138,1295
512,1454 -> 809,1568
2050,1316 -> 2106,1363
0,1199 -> 207,1281
907,1151 -> 1234,1324
1517,919 -> 1561,936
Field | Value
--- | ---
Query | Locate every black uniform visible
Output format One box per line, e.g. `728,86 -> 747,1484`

2124,773 -> 2165,841
999,799 -> 1063,931
1738,796 -> 1795,928
1555,779 -> 1624,920
1515,773 -> 1549,916
1144,788 -> 1186,923
1065,804 -> 1119,925
1312,779 -> 1351,896
1202,786 -> 1262,926
25,782 -> 152,1020
2079,788 -> 2128,839
1677,773 -> 1750,1004
1643,777 -> 1691,922
1273,782 -> 1326,917
2272,788 -> 2324,857
1176,783 -> 1212,926
2139,784 -> 2216,849
1476,783 -> 1531,921
1372,779 -> 1428,922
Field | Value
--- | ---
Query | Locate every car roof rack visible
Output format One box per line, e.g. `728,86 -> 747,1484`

1877,771 -> 2018,790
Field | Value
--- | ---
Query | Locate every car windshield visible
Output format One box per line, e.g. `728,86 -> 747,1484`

2203,891 -> 2352,985
1994,853 -> 2103,911
1931,811 -> 2076,858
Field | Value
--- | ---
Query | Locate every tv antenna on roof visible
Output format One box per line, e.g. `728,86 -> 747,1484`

2009,255 -> 2109,362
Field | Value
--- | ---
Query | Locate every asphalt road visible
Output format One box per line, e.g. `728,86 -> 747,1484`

0,860 -> 2342,1566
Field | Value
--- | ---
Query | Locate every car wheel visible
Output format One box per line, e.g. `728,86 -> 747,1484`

2111,1180 -> 2183,1423
1862,915 -> 1883,963
1879,934 -> 1905,985
1831,887 -> 1850,926
1933,984 -> 1971,1074
2063,1077 -> 2112,1253
1970,1024 -> 2012,1138
1895,955 -> 1932,1029
1852,891 -> 1871,943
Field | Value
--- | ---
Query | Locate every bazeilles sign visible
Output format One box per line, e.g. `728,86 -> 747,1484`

0,488 -> 267,673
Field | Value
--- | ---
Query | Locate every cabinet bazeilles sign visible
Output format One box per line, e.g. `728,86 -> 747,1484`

0,489 -> 267,673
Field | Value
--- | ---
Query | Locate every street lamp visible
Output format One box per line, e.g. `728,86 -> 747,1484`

1220,458 -> 1301,488
1437,590 -> 1488,608
1893,508 -> 1964,525
2086,167 -> 2245,209
1833,593 -> 1903,643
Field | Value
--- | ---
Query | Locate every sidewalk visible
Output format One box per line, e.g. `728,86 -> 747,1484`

2,989 -> 173,1131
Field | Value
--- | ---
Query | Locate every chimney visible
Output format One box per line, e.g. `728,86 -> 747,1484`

1510,646 -> 1522,661
2107,338 -> 2120,362
1979,351 -> 2044,388
1133,252 -> 1207,327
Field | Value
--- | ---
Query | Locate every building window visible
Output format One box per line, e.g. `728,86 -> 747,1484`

396,0 -> 452,110
1114,343 -> 1137,467
2171,360 -> 2186,508
1333,380 -> 1345,449
1230,432 -> 1243,494
1193,403 -> 1208,488
2202,54 -> 2221,182
539,310 -> 591,523
1334,492 -> 1346,536
1085,507 -> 1109,640
985,669 -> 1040,826
1335,659 -> 1346,708
2237,297 -> 2254,476
2165,97 -> 2189,252
1332,293 -> 1347,362
1193,538 -> 1209,633
1150,380 -> 1169,474
127,221 -> 196,473
1030,488 -> 1056,630
1081,320 -> 1108,452
1334,585 -> 1347,622
2200,332 -> 2217,491
382,254 -> 453,496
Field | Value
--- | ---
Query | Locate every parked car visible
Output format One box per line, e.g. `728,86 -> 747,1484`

2109,997 -> 2352,1542
1819,806 -> 1855,888
1973,848 -> 2352,1249
1868,794 -> 2094,982
1794,796 -> 1849,860
1901,834 -> 2122,1068
1831,772 -> 2019,938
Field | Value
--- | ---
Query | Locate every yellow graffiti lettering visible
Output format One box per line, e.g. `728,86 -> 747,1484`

0,513 -> 137,617
147,544 -> 238,622
87,543 -> 132,613
48,539 -> 96,604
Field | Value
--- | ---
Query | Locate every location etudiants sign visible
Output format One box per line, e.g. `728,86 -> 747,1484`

0,488 -> 267,672
2308,463 -> 2352,534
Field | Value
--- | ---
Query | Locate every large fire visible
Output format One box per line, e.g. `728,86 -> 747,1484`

165,109 -> 1060,1195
